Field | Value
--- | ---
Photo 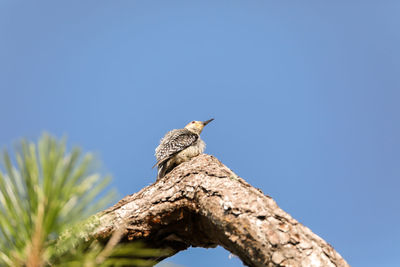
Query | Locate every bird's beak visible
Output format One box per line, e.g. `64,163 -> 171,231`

202,118 -> 214,126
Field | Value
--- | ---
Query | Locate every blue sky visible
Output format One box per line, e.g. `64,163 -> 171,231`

1,1 -> 399,266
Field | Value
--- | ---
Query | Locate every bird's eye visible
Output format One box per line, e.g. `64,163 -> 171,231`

191,121 -> 195,124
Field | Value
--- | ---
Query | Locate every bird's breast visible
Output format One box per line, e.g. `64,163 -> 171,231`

173,139 -> 205,165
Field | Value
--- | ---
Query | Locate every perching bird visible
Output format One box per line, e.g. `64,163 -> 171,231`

153,119 -> 214,180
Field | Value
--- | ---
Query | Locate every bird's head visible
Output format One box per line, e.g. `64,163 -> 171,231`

184,118 -> 214,134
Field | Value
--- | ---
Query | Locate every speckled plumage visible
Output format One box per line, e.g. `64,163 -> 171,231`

155,129 -> 199,165
154,119 -> 213,180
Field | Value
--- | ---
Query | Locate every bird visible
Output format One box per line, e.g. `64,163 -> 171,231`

153,118 -> 214,180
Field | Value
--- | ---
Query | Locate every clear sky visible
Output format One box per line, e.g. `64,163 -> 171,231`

1,1 -> 399,266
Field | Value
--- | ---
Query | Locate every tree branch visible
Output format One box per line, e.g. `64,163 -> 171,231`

94,154 -> 349,267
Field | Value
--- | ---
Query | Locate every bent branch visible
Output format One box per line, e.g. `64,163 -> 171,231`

94,154 -> 349,267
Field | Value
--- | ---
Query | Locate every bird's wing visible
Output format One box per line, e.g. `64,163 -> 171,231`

152,129 -> 198,168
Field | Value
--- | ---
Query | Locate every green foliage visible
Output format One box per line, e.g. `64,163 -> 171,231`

55,242 -> 166,267
0,134 -> 164,267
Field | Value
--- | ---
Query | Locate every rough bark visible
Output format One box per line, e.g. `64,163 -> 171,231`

94,154 -> 350,267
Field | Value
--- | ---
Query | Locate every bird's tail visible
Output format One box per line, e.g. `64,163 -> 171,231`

157,160 -> 178,180
157,164 -> 166,180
